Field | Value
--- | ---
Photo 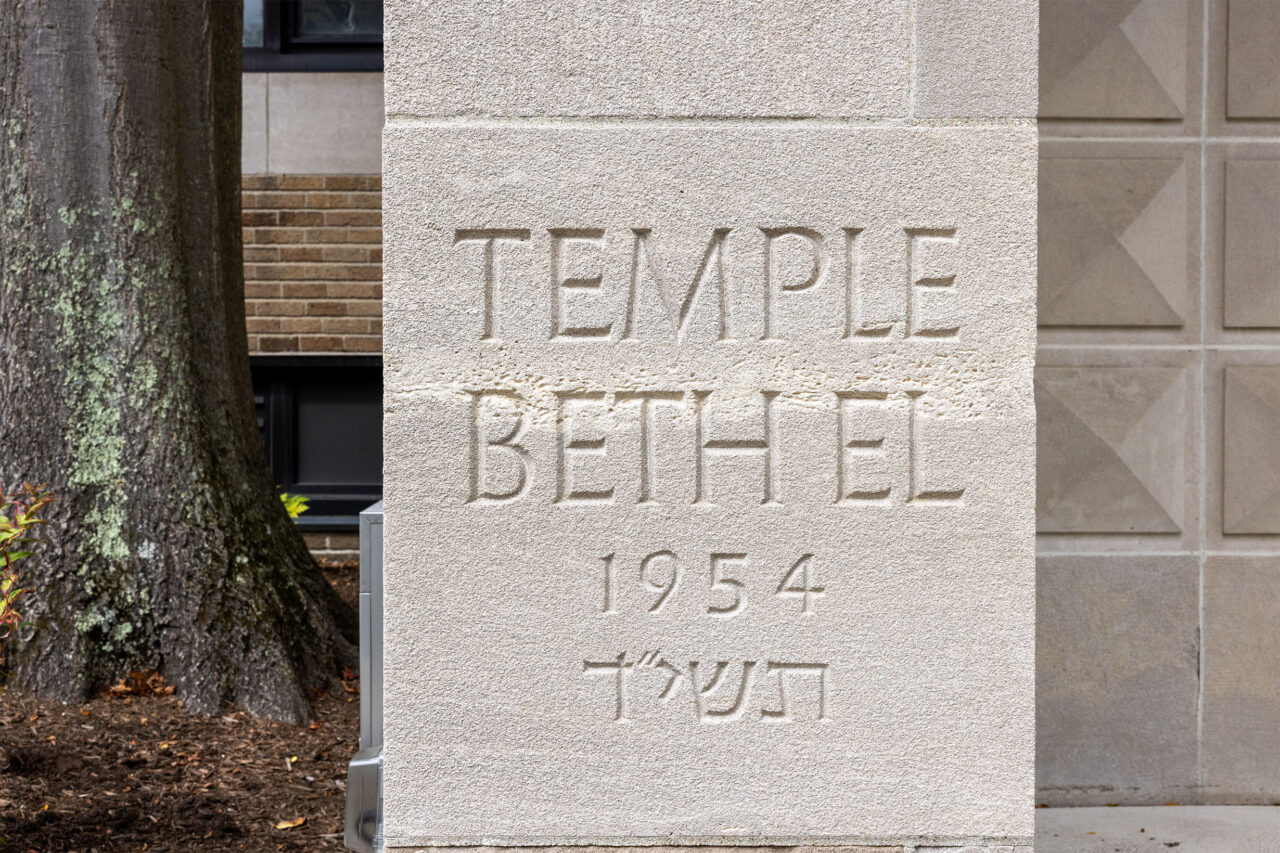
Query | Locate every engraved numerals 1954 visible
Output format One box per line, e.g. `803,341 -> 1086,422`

596,551 -> 824,617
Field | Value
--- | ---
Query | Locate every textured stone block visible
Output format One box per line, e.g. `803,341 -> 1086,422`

1223,365 -> 1280,533
266,73 -> 382,174
914,0 -> 1038,118
1036,362 -> 1189,534
242,73 -> 267,175
1036,555 -> 1200,806
1224,159 -> 1280,328
381,125 -> 1036,844
1039,153 -> 1190,328
385,0 -> 912,118
1203,557 -> 1280,801
1227,0 -> 1280,119
1040,0 -> 1190,120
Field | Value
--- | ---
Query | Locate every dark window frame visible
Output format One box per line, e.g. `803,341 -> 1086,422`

244,1 -> 383,73
252,354 -> 383,531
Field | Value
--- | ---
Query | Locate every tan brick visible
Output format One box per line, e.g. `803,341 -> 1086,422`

302,532 -> 329,549
304,227 -> 349,242
369,247 -> 383,264
243,301 -> 257,316
278,245 -> 325,262
253,299 -> 306,317
323,176 -> 377,191
324,209 -> 381,227
282,282 -> 328,298
246,334 -> 260,351
242,210 -> 278,227
325,282 -> 381,299
278,175 -> 326,190
242,175 -> 280,190
327,533 -> 361,549
370,318 -> 383,334
281,317 -> 325,333
278,210 -> 324,227
299,335 -> 344,352
346,228 -> 381,244
243,191 -> 307,209
246,317 -> 281,333
343,335 -> 382,352
322,317 -> 372,334
321,246 -> 371,263
304,192 -> 353,209
346,300 -> 382,317
243,246 -> 279,262
242,227 -> 257,244
254,227 -> 305,244
306,301 -> 348,317
257,335 -> 300,353
244,283 -> 282,299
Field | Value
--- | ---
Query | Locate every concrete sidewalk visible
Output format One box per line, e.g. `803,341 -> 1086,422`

1037,806 -> 1280,852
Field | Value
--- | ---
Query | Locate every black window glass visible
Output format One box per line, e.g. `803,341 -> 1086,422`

292,0 -> 383,43
244,0 -> 265,47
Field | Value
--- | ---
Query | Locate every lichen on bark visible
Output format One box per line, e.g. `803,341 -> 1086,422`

0,1 -> 356,722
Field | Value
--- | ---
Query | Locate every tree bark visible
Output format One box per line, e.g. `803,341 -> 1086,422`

0,1 -> 356,722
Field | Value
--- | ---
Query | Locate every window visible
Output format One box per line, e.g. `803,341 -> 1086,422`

244,0 -> 383,73
252,355 -> 383,529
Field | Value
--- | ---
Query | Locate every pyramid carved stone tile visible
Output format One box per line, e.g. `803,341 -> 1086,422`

1036,365 -> 1186,533
1224,160 -> 1280,328
1040,156 -> 1188,328
1227,1 -> 1280,119
1040,0 -> 1188,120
1223,365 -> 1280,533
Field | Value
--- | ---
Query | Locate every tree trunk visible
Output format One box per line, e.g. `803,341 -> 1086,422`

0,1 -> 357,722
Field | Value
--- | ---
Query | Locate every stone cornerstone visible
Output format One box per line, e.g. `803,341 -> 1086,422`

380,2 -> 1037,850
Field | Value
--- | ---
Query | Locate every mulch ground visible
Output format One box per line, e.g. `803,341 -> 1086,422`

0,565 -> 362,853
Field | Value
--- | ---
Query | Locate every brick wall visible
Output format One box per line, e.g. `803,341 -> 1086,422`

241,175 -> 382,355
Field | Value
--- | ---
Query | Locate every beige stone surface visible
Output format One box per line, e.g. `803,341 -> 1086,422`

1040,0 -> 1202,138
1224,159 -> 1280,329
915,0 -> 1038,119
1222,365 -> 1280,534
242,73 -> 267,175
1036,555 -> 1200,806
384,0 -> 915,118
1226,0 -> 1280,119
1038,146 -> 1194,332
1035,353 -> 1193,538
380,125 -> 1036,844
266,73 -> 382,174
1040,0 -> 1189,119
1202,557 -> 1280,801
1206,350 -> 1280,549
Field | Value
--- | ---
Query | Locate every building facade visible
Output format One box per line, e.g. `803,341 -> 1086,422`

242,0 -> 1280,807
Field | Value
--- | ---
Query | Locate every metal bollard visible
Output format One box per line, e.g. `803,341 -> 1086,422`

344,501 -> 383,852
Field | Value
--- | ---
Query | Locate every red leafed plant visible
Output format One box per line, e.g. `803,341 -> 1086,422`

0,483 -> 55,640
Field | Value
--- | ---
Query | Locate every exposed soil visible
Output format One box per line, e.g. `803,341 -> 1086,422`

0,565 -> 361,853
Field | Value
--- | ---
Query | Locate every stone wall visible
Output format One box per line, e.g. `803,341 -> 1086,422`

1036,0 -> 1280,807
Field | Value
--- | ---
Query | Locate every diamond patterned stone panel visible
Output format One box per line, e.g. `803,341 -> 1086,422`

1223,365 -> 1280,533
1036,363 -> 1187,534
1037,555 -> 1200,806
1040,153 -> 1190,328
1224,159 -> 1280,328
1227,0 -> 1280,119
1040,0 -> 1190,120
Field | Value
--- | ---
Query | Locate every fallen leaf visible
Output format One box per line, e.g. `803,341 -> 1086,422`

274,817 -> 305,830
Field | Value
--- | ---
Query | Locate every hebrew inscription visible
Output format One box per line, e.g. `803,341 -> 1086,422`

382,126 -> 1036,840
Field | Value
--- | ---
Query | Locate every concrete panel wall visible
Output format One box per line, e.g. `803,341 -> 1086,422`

241,72 -> 382,175
1037,0 -> 1280,806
